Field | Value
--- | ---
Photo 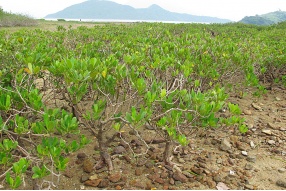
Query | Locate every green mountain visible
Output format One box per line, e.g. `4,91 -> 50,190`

239,10 -> 286,25
45,0 -> 231,23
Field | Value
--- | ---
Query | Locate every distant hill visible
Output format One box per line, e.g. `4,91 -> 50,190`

45,0 -> 231,23
239,10 -> 286,25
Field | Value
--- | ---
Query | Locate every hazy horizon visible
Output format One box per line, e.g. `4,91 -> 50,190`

1,0 -> 286,21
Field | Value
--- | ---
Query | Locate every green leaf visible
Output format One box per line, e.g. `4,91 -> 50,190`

160,89 -> 167,98
28,63 -> 33,74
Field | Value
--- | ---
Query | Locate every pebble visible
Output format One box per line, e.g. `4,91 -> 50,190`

267,122 -> 280,130
246,156 -> 256,163
77,153 -> 87,160
268,140 -> 276,145
113,146 -> 126,154
161,172 -> 169,179
250,141 -> 255,148
276,180 -> 286,188
81,175 -> 90,183
252,103 -> 262,111
278,168 -> 286,173
213,175 -> 222,183
155,177 -> 165,184
245,184 -> 254,190
243,109 -> 252,115
241,151 -> 248,156
115,185 -> 122,190
84,179 -> 102,187
109,172 -> 122,183
135,168 -> 143,176
89,174 -> 98,180
220,138 -> 232,151
83,159 -> 94,173
276,97 -> 281,101
245,163 -> 254,170
145,161 -> 154,168
80,185 -> 85,190
182,171 -> 193,178
98,179 -> 109,188
63,169 -> 74,178
206,179 -> 216,188
216,158 -> 223,164
178,158 -> 185,163
173,171 -> 188,183
169,178 -> 175,185
262,129 -> 272,135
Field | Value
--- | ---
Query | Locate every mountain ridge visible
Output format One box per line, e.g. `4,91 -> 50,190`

239,10 -> 286,25
45,0 -> 231,23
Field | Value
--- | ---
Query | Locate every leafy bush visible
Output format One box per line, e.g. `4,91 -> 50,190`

0,22 -> 285,189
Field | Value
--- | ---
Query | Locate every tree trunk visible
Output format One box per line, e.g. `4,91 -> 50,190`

163,140 -> 173,166
97,124 -> 113,171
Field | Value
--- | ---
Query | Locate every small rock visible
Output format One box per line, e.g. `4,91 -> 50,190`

250,141 -> 255,148
98,179 -> 109,188
252,103 -> 262,111
145,180 -> 152,190
77,153 -> 87,160
216,182 -> 230,190
276,97 -> 281,101
220,139 -> 232,151
83,159 -> 94,173
115,185 -> 122,190
245,163 -> 254,170
213,175 -> 222,183
241,151 -> 248,156
191,167 -> 204,175
84,179 -> 102,187
262,129 -> 272,135
243,109 -> 252,115
267,122 -> 280,130
123,155 -> 131,163
89,174 -> 98,180
80,185 -> 85,190
155,177 -> 164,184
268,140 -> 276,145
165,165 -> 173,171
175,181 -> 182,186
113,146 -> 126,154
217,158 -> 223,164
81,175 -> 90,183
63,169 -> 74,178
145,161 -> 154,168
245,184 -> 254,190
246,156 -> 256,163
109,172 -> 122,183
169,178 -> 175,185
206,179 -> 216,188
135,169 -> 143,176
161,172 -> 169,179
173,171 -> 188,183
276,180 -> 286,188
182,171 -> 193,178
278,168 -> 286,173
178,158 -> 185,163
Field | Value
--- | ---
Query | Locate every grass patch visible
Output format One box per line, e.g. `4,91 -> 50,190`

0,7 -> 37,27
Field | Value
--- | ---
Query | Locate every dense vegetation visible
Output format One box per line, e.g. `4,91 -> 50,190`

239,10 -> 286,25
0,7 -> 37,27
0,22 -> 285,189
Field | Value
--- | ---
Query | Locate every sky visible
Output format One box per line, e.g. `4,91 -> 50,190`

1,0 -> 286,21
